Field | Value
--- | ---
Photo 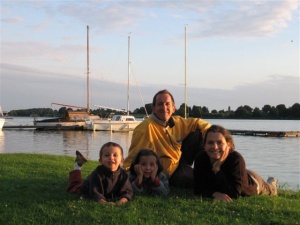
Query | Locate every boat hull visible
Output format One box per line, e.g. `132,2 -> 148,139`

88,121 -> 140,131
0,118 -> 5,130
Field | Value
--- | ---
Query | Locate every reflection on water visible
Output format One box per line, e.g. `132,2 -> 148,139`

1,118 -> 299,189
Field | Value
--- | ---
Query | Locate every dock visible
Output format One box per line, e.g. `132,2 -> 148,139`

228,129 -> 299,137
2,125 -> 84,130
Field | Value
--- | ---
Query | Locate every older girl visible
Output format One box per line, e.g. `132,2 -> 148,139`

129,149 -> 169,196
194,125 -> 277,203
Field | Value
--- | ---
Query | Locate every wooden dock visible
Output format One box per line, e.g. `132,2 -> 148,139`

228,129 -> 299,137
2,125 -> 84,130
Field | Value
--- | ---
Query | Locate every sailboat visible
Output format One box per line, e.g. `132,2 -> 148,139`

87,35 -> 141,131
0,107 -> 5,130
33,26 -> 100,130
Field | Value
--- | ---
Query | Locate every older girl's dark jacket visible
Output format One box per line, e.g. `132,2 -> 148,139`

81,165 -> 133,202
193,151 -> 257,199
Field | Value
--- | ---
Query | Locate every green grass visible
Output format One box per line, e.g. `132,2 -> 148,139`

1,153 -> 299,225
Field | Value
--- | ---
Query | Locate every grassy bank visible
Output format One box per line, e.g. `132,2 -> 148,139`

1,153 -> 299,225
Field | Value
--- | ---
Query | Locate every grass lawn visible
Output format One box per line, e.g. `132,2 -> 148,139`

1,153 -> 299,225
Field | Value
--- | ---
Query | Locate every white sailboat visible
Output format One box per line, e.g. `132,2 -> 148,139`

87,35 -> 141,131
0,107 -> 5,130
33,26 -> 100,130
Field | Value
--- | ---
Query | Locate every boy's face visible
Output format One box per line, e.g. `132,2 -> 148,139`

99,146 -> 124,171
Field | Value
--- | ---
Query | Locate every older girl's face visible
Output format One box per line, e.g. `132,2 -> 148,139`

204,132 -> 231,162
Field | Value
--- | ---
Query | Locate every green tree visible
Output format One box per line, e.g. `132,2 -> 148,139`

289,103 -> 300,119
252,107 -> 262,118
191,105 -> 202,117
235,106 -> 249,118
276,104 -> 288,118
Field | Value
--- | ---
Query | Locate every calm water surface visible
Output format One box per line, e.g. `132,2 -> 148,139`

1,118 -> 299,189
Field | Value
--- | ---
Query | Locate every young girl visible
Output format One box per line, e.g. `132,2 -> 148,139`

193,125 -> 277,203
66,142 -> 133,205
129,149 -> 170,196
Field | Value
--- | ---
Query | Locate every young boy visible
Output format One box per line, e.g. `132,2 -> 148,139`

66,142 -> 133,205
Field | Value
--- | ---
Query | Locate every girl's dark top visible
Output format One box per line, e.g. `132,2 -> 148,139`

193,151 -> 257,199
81,165 -> 133,202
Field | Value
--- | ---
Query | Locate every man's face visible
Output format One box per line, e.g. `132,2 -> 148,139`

152,93 -> 175,122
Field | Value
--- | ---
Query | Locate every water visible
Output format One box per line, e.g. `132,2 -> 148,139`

1,117 -> 299,189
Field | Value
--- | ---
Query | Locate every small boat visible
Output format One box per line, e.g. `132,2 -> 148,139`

34,109 -> 100,130
87,35 -> 142,132
33,26 -> 100,130
87,114 -> 140,131
0,107 -> 5,130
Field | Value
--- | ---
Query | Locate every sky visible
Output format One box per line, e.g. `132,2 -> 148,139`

1,0 -> 299,113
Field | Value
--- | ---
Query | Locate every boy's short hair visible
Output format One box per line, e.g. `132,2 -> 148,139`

99,142 -> 124,159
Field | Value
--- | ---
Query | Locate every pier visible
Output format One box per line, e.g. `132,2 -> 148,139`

228,129 -> 299,137
2,125 -> 84,130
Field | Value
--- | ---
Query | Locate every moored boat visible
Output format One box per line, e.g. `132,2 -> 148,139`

0,107 -> 5,130
87,34 -> 144,132
86,114 -> 140,131
33,110 -> 100,130
33,26 -> 100,130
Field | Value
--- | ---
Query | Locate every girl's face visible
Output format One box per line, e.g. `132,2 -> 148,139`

138,155 -> 157,178
99,146 -> 124,172
204,132 -> 231,163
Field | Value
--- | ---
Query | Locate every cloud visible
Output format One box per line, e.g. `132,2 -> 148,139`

191,0 -> 299,39
1,63 -> 298,112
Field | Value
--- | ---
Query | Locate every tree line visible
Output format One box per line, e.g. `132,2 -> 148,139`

7,102 -> 300,120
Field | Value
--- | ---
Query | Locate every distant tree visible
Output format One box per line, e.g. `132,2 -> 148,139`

243,105 -> 253,114
262,105 -> 272,114
289,103 -> 300,119
201,106 -> 209,116
269,106 -> 278,118
191,105 -> 202,117
58,107 -> 67,116
145,103 -> 152,115
276,104 -> 288,118
176,103 -> 186,117
235,106 -> 249,118
252,107 -> 262,118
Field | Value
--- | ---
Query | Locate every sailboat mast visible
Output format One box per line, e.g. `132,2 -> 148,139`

127,34 -> 130,116
184,25 -> 187,119
87,25 -> 90,113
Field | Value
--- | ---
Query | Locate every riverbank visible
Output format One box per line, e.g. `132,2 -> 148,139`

1,153 -> 299,225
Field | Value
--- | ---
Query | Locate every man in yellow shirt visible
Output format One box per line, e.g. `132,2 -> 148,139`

124,89 -> 211,188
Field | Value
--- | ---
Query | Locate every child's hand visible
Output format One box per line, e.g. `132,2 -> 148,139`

134,164 -> 143,185
134,164 -> 143,177
151,164 -> 158,181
